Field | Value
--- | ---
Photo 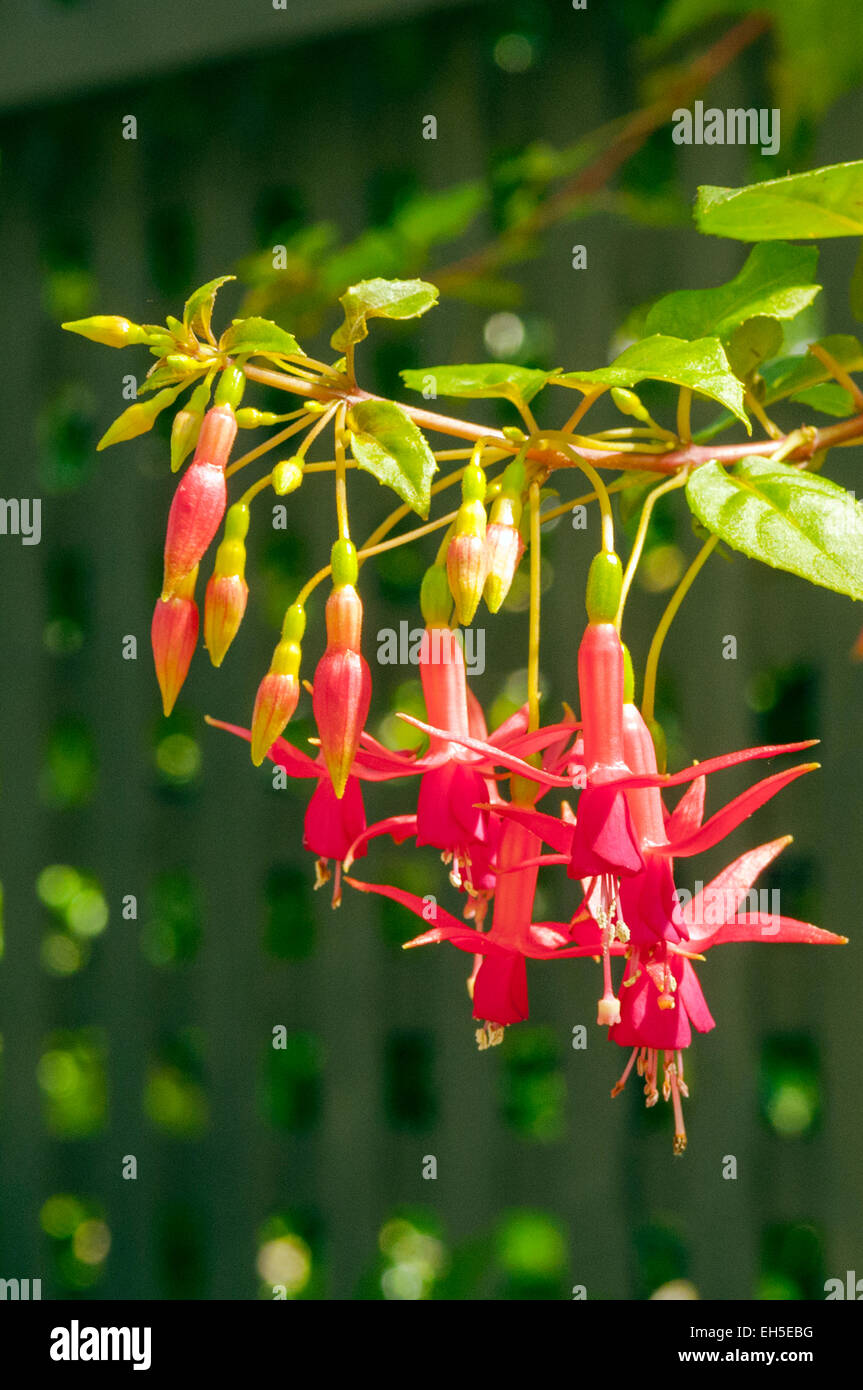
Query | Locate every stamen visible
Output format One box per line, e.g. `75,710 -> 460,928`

313,857 -> 331,891
475,1021 -> 504,1050
611,1046 -> 639,1097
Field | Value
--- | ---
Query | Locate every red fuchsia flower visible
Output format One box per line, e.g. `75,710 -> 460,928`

161,403 -> 237,598
605,833 -> 846,1154
348,812 -> 606,1047
151,565 -> 199,716
207,716 -> 415,905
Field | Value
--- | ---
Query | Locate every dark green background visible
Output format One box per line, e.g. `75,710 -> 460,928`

0,0 -> 860,1299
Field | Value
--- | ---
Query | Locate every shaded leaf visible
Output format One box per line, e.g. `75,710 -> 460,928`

556,335 -> 749,426
761,335 -> 863,404
401,362 -> 556,405
331,278 -> 438,351
644,243 -> 820,341
349,400 -> 438,518
725,317 -> 784,382
696,161 -> 863,241
686,456 -> 863,599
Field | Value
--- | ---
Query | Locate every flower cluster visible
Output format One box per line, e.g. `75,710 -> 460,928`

62,280 -> 853,1155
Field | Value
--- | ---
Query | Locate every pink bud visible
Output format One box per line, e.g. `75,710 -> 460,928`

161,405 -> 237,597
483,522 -> 524,613
204,573 -> 249,668
250,670 -> 300,766
151,571 -> 199,716
313,586 -> 372,798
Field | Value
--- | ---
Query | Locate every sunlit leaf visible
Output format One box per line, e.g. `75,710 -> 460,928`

696,161 -> 863,241
686,456 -> 863,598
183,275 -> 236,340
349,400 -> 437,518
644,243 -> 820,341
219,316 -> 300,357
556,335 -> 749,426
401,362 -> 556,405
331,278 -> 439,351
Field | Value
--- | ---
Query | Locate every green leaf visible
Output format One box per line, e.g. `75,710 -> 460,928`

556,335 -> 749,428
725,317 -> 784,382
791,383 -> 855,417
331,278 -> 439,351
219,316 -> 300,358
137,361 -> 208,395
392,183 -> 487,250
644,243 -> 820,341
760,335 -> 863,404
400,362 -> 556,406
183,275 -> 236,340
686,456 -> 863,599
696,161 -> 863,241
348,400 -> 438,518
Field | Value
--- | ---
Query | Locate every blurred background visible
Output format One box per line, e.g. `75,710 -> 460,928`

0,0 -> 862,1300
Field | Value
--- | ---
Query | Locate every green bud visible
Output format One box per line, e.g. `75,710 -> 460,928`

420,563 -> 453,627
585,551 -> 623,624
170,407 -> 202,473
611,387 -> 651,424
235,408 -> 296,429
272,458 -> 304,495
97,387 -> 181,451
215,364 -> 246,408
62,315 -> 148,349
165,353 -> 201,376
502,426 -> 526,443
331,538 -> 359,588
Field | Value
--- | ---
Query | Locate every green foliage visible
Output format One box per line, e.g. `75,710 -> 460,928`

401,362 -> 556,406
558,334 -> 749,425
219,315 -> 300,359
696,161 -> 863,240
644,243 -> 820,342
348,399 -> 438,518
331,277 -> 439,351
686,456 -> 863,599
183,275 -> 236,340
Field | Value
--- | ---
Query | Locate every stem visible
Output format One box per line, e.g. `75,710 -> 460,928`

617,471 -> 690,627
334,401 -> 349,541
241,365 -> 863,475
528,480 -> 542,733
239,472 -> 275,507
562,387 -> 606,435
537,433 -> 615,550
225,413 -> 311,478
641,534 -> 719,725
808,342 -> 863,411
676,388 -> 692,444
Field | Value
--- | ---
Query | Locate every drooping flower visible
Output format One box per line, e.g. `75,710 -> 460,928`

161,404 -> 237,597
204,501 -> 250,667
250,603 -> 305,766
312,541 -> 372,798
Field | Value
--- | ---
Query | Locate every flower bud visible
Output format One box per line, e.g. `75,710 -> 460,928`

272,457 -> 304,496
447,460 -> 488,625
215,364 -> 246,409
62,315 -> 149,348
420,563 -> 452,627
161,405 -> 238,596
151,567 -> 199,716
483,457 -> 525,612
97,387 -> 181,451
313,584 -> 372,799
204,503 -> 250,666
170,380 -> 212,473
585,550 -> 623,624
250,603 -> 306,766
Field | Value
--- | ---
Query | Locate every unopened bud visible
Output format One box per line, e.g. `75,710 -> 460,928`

250,604 -> 306,766
162,405 -> 237,595
420,563 -> 453,627
585,551 -> 623,624
62,315 -> 149,349
313,585 -> 371,798
204,504 -> 250,666
272,457 -> 304,495
151,567 -> 199,716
